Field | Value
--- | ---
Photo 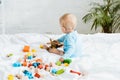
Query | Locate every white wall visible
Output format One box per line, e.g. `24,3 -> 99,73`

1,0 -> 103,34
0,0 -> 2,34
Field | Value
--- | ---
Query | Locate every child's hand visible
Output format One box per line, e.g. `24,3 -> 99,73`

48,48 -> 58,53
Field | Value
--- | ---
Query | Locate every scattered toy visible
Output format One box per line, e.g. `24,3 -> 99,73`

7,53 -> 13,57
56,69 -> 65,75
13,62 -> 21,67
70,70 -> 81,75
23,46 -> 30,52
8,74 -> 14,80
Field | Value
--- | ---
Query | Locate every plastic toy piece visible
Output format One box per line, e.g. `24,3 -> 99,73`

56,61 -> 62,66
28,63 -> 32,68
26,52 -> 31,56
51,68 -> 57,74
32,62 -> 40,68
38,64 -> 43,69
28,56 -> 33,59
23,46 -> 30,52
56,69 -> 64,75
45,67 -> 51,72
44,64 -> 50,71
40,45 -> 43,48
23,70 -> 33,79
13,62 -> 21,67
70,70 -> 81,75
63,59 -> 72,64
34,73 -> 40,78
44,64 -> 49,69
64,63 -> 69,66
7,53 -> 13,57
36,59 -> 42,63
8,74 -> 14,80
31,49 -> 36,53
22,61 -> 27,67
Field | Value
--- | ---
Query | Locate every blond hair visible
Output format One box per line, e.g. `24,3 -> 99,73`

59,13 -> 77,30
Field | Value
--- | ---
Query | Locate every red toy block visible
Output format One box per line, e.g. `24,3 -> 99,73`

70,70 -> 81,75
22,61 -> 27,66
44,64 -> 49,70
34,73 -> 40,78
23,46 -> 30,52
38,64 -> 43,69
28,63 -> 32,68
36,59 -> 42,63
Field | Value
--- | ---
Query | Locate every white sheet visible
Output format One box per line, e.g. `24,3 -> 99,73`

0,33 -> 120,80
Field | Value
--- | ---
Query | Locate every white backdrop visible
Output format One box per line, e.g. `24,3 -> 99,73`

0,0 -> 102,34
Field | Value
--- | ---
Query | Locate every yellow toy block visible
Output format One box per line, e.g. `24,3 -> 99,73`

64,63 -> 69,67
8,74 -> 14,80
31,49 -> 36,53
27,52 -> 31,56
40,45 -> 43,49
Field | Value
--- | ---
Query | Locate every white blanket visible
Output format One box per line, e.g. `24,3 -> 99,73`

0,33 -> 120,80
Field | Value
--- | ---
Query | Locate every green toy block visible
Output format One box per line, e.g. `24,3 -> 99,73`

56,69 -> 64,75
7,53 -> 13,57
63,59 -> 72,64
56,61 -> 62,66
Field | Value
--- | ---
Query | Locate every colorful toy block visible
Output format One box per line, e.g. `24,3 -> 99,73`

28,63 -> 32,68
64,63 -> 69,66
22,61 -> 27,67
38,64 -> 43,69
23,46 -> 30,52
31,49 -> 36,53
26,52 -> 31,56
34,73 -> 40,78
32,62 -> 40,68
36,59 -> 42,63
56,61 -> 62,66
40,45 -> 44,49
51,68 -> 57,74
56,69 -> 64,75
45,67 -> 51,72
63,59 -> 72,64
28,56 -> 33,59
23,70 -> 33,79
70,70 -> 81,75
13,62 -> 21,67
7,53 -> 13,57
8,74 -> 14,80
45,64 -> 49,69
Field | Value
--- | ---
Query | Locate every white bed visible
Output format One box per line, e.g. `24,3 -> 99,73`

0,33 -> 120,80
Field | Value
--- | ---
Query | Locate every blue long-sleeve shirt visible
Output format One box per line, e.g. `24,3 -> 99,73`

58,31 -> 82,59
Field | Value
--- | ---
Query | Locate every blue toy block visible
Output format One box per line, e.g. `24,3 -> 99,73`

28,76 -> 34,79
28,56 -> 33,60
23,70 -> 28,76
32,62 -> 40,68
51,68 -> 57,74
23,70 -> 33,79
12,62 -> 21,67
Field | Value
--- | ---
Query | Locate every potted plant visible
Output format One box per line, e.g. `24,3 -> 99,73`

82,0 -> 120,33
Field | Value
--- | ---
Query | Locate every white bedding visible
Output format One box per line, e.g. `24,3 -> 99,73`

0,33 -> 120,80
